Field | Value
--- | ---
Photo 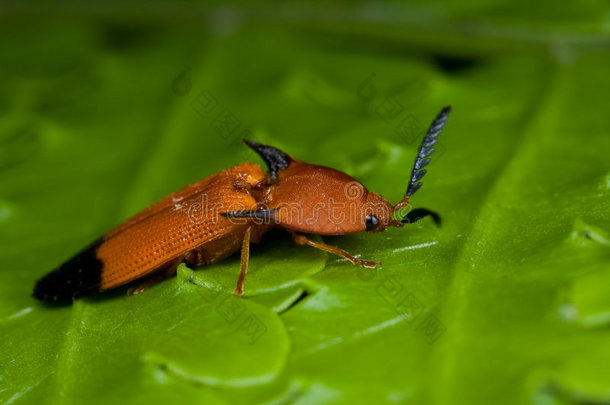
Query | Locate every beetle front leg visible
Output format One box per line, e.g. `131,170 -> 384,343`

289,231 -> 380,269
234,226 -> 252,296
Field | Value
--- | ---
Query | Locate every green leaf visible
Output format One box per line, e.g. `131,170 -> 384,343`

1,3 -> 610,405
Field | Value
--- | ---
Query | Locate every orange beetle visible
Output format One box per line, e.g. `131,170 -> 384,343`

33,106 -> 451,303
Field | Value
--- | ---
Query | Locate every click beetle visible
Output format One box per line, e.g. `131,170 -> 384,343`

33,106 -> 451,302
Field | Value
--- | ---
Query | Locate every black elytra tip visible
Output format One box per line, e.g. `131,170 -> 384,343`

405,106 -> 451,199
243,140 -> 292,182
33,239 -> 104,304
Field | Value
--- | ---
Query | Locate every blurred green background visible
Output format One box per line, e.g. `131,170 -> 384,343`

1,1 -> 610,404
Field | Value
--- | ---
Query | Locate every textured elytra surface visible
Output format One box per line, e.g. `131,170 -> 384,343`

1,2 -> 610,405
97,163 -> 265,289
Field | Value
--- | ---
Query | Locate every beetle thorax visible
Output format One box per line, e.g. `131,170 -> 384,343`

263,161 -> 392,235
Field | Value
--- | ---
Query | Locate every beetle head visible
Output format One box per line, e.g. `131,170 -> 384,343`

359,191 -> 394,233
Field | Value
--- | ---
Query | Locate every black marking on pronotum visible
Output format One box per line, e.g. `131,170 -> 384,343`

401,208 -> 442,226
405,106 -> 451,199
244,140 -> 292,182
221,209 -> 277,221
33,238 -> 103,303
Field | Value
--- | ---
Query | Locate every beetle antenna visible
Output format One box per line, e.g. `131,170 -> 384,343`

401,207 -> 441,226
390,106 -> 451,227
221,209 -> 276,220
244,140 -> 292,182
404,106 -> 451,199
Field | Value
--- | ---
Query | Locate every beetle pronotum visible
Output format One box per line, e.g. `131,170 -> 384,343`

33,106 -> 451,303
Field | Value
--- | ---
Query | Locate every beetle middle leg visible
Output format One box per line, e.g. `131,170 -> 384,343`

289,231 -> 380,269
234,226 -> 252,296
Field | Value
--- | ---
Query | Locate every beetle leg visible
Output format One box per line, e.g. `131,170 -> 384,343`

127,257 -> 182,296
289,231 -> 380,269
234,226 -> 252,296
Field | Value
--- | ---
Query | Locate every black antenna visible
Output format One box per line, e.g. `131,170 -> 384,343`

244,140 -> 292,182
405,106 -> 451,199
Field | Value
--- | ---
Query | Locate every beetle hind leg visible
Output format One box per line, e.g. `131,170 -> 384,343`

289,231 -> 380,269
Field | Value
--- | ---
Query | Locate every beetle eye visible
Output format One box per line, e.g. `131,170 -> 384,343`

365,215 -> 379,231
